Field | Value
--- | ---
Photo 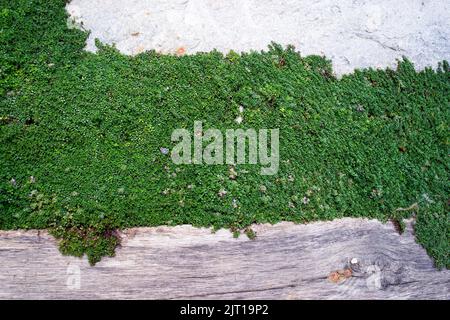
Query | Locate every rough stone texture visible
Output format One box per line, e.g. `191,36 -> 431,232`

66,0 -> 450,75
1,218 -> 449,299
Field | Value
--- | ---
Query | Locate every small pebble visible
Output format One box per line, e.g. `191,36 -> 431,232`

229,166 -> 237,180
302,196 -> 310,205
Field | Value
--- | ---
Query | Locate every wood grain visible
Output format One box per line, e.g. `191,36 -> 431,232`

0,218 -> 448,299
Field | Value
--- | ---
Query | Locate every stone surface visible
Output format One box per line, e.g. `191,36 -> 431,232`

1,218 -> 449,299
66,0 -> 450,75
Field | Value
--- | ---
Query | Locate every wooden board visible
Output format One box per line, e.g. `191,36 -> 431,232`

0,218 -> 448,299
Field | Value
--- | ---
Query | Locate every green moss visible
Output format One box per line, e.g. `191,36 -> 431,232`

51,226 -> 120,265
1,0 -> 449,268
245,227 -> 257,240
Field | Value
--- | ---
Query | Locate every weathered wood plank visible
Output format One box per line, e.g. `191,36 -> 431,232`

0,218 -> 448,299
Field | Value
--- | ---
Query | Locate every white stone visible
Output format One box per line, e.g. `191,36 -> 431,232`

66,0 -> 450,75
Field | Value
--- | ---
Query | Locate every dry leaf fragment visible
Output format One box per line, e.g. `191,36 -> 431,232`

176,47 -> 186,56
328,268 -> 352,283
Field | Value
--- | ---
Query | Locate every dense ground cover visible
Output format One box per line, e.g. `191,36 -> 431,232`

1,0 -> 448,266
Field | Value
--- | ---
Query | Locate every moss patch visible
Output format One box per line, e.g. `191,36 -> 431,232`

1,0 -> 448,267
